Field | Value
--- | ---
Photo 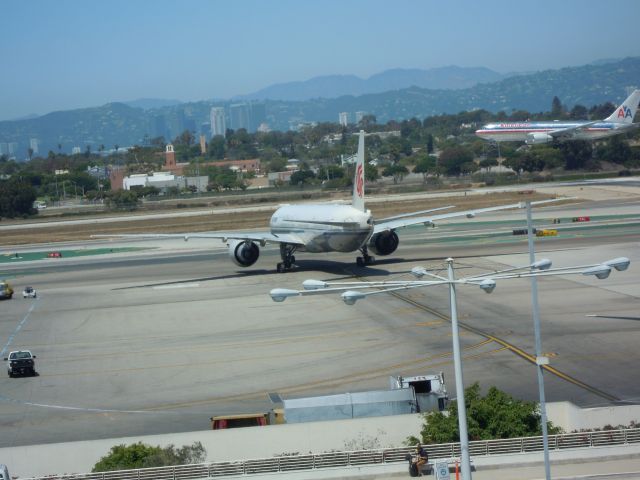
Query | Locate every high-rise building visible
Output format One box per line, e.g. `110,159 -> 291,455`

29,138 -> 40,155
230,103 -> 250,131
250,103 -> 266,132
339,112 -> 349,126
0,143 -> 8,156
355,111 -> 366,124
210,107 -> 226,137
8,142 -> 19,157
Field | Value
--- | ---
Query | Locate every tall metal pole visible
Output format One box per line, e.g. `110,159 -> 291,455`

525,202 -> 551,480
446,258 -> 472,480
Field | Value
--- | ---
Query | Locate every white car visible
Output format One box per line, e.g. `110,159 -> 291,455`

22,286 -> 37,298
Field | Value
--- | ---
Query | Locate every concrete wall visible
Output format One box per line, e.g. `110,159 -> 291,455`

1,414 -> 423,478
546,401 -> 640,431
6,401 -> 640,478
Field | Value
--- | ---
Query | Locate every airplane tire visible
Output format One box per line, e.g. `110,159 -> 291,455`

366,256 -> 375,265
356,257 -> 365,267
276,263 -> 285,273
290,256 -> 296,264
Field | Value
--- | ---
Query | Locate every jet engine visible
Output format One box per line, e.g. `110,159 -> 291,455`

228,240 -> 260,267
368,231 -> 399,256
525,133 -> 553,145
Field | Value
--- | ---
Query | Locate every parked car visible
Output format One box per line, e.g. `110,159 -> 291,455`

5,350 -> 37,377
23,286 -> 37,298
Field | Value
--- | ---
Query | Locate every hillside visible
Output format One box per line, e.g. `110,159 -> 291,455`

1,57 -> 638,156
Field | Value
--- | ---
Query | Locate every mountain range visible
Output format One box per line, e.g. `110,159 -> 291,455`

1,57 -> 638,157
237,65 -> 510,101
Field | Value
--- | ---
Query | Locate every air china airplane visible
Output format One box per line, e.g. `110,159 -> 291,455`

475,89 -> 640,145
97,131 -> 558,272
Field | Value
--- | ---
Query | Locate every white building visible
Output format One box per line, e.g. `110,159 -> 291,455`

210,107 -> 226,138
123,172 -> 208,193
355,111 -> 366,124
338,112 -> 348,127
29,138 -> 40,155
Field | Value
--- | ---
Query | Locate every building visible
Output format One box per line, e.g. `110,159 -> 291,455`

268,170 -> 294,185
109,166 -> 126,191
0,143 -> 8,156
250,102 -> 266,132
210,107 -> 226,137
229,103 -> 250,131
339,112 -> 348,126
71,146 -> 81,155
211,158 -> 261,173
122,172 -> 208,193
29,138 -> 40,155
355,111 -> 366,124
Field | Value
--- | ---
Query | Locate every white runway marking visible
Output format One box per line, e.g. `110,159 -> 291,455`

1,303 -> 35,357
152,283 -> 200,290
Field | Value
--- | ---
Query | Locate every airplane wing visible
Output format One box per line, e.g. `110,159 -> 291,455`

373,198 -> 561,234
548,121 -> 599,138
93,231 -> 306,246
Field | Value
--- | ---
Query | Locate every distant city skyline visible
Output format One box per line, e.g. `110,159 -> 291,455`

1,0 -> 639,121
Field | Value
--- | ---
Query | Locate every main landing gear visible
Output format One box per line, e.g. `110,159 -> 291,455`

356,246 -> 375,267
276,244 -> 297,273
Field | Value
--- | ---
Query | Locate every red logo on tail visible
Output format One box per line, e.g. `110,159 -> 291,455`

356,164 -> 364,199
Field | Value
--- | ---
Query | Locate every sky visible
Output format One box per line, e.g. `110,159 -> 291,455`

1,0 -> 639,121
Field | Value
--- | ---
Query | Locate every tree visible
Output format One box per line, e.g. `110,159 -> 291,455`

208,135 -> 226,159
104,190 -> 140,211
598,135 -> 632,165
92,442 -> 206,472
407,383 -> 561,445
0,178 -> 36,218
551,96 -> 564,118
365,162 -> 379,182
558,141 -> 592,170
413,156 -> 436,183
426,134 -> 434,154
290,169 -> 316,186
382,164 -> 409,184
438,146 -> 474,176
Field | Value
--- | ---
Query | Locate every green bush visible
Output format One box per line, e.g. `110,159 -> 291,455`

93,441 -> 206,472
406,383 -> 562,445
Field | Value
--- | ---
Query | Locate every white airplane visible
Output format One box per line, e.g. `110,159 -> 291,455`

475,89 -> 640,145
97,131 -> 558,272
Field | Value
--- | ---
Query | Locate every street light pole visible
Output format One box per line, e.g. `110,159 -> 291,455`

526,201 -> 551,480
270,251 -> 630,480
446,258 -> 473,480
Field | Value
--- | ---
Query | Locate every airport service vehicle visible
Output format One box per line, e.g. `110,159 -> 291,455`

0,281 -> 14,299
5,350 -> 37,377
96,131 -> 558,272
475,89 -> 640,144
22,286 -> 37,298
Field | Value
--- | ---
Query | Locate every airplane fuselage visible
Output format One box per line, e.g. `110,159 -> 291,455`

269,204 -> 373,253
475,121 -> 634,142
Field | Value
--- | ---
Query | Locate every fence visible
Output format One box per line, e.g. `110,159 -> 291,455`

23,427 -> 640,480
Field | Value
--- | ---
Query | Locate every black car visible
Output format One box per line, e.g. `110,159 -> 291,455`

5,350 -> 37,377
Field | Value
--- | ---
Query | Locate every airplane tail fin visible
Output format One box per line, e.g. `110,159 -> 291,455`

352,130 -> 366,212
605,89 -> 640,124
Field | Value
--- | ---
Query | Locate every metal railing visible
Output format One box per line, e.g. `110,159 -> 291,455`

23,427 -> 640,480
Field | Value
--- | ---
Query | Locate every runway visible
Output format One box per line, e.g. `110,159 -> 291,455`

0,199 -> 638,448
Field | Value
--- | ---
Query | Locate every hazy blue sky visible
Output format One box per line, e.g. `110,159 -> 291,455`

1,0 -> 638,121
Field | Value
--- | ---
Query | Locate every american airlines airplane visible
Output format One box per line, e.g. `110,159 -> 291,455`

98,131 -> 557,272
475,90 -> 640,145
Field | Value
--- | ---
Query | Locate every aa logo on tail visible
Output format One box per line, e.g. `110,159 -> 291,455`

356,164 -> 364,198
617,106 -> 633,119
